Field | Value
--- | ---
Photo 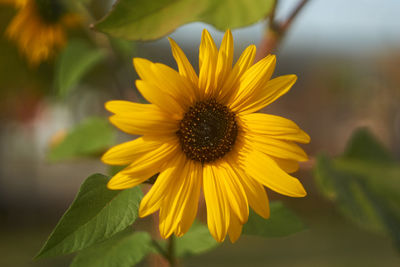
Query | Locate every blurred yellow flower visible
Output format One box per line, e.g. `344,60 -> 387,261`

102,29 -> 310,243
2,0 -> 79,65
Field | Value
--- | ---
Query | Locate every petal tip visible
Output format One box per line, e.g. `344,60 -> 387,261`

202,28 -> 210,36
229,234 -> 240,243
302,130 -> 311,143
168,37 -> 176,49
138,203 -> 149,218
259,207 -> 271,219
159,225 -> 173,240
100,153 -> 109,164
287,74 -> 298,83
100,151 -> 123,166
107,172 -> 136,191
104,101 -> 113,112
139,197 -> 160,218
107,179 -> 122,190
225,28 -> 232,37
215,235 -> 225,243
132,57 -> 142,66
133,57 -> 151,72
248,44 -> 256,51
297,185 -> 307,197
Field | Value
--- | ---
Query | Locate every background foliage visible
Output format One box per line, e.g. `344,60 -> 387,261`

0,0 -> 399,266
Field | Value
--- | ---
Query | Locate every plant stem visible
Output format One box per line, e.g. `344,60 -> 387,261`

268,0 -> 278,29
256,0 -> 310,61
166,236 -> 176,267
151,239 -> 169,259
281,0 -> 309,32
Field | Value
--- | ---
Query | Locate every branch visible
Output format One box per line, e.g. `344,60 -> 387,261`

281,0 -> 309,31
256,0 -> 310,61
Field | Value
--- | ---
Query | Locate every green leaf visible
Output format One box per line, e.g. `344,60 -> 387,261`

175,220 -> 219,258
315,156 -> 386,233
71,230 -> 152,267
36,174 -> 143,259
48,117 -> 114,161
95,0 -> 275,40
243,201 -> 305,238
314,127 -> 400,251
334,160 -> 400,206
342,127 -> 394,163
56,39 -> 106,97
108,165 -> 127,177
109,37 -> 136,59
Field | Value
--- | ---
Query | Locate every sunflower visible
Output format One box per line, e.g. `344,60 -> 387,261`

2,0 -> 79,65
102,29 -> 310,243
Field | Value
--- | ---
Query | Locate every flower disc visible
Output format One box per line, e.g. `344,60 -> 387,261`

177,98 -> 238,163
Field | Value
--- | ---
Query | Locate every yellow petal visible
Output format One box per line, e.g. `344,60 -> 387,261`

203,163 -> 230,242
237,74 -> 297,115
218,45 -> 256,104
106,101 -> 179,135
232,168 -> 270,219
215,29 -> 234,90
168,37 -> 199,88
105,100 -> 148,114
159,158 -> 191,238
235,45 -> 257,72
106,170 -> 153,191
150,62 -> 197,108
198,29 -> 218,98
135,80 -> 183,117
107,140 -> 179,190
244,149 -> 307,197
135,56 -> 196,104
217,161 -> 249,224
175,162 -> 202,236
159,159 -> 202,238
228,212 -> 243,243
240,113 -> 310,143
245,135 -> 308,162
139,153 -> 185,217
102,136 -> 174,165
272,157 -> 299,174
229,55 -> 276,112
134,58 -> 190,115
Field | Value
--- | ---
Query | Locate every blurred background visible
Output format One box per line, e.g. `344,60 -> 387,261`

1,0 -> 400,266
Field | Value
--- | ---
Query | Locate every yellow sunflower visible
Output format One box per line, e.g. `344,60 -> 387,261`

2,0 -> 79,65
102,29 -> 310,243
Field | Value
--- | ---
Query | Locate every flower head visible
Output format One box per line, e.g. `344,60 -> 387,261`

2,0 -> 79,65
102,29 -> 310,242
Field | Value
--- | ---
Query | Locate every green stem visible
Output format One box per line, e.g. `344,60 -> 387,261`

166,236 -> 176,267
151,237 -> 177,266
151,239 -> 169,259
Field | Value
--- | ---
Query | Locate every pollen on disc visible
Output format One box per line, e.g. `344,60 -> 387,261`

176,98 -> 238,163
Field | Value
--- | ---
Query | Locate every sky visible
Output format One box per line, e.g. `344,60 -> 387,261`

167,0 -> 400,55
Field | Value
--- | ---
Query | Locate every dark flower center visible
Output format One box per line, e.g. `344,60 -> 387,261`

177,98 -> 238,163
35,0 -> 65,24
